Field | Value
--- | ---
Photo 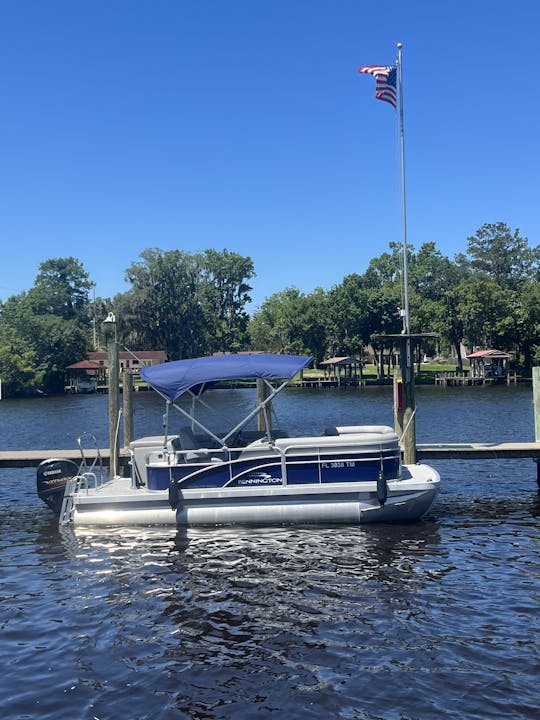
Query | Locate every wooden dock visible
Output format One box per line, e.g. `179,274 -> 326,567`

1,442 -> 539,468
434,372 -> 518,387
0,448 -> 130,469
416,441 -> 540,461
291,378 -> 366,389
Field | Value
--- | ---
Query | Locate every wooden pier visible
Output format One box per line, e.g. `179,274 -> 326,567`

416,441 -> 540,461
291,378 -> 366,389
0,448 -> 130,470
1,442 -> 539,492
1,442 -> 539,467
435,372 -> 518,387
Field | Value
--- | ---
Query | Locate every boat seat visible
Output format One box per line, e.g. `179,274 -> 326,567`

325,425 -> 396,437
167,436 -> 183,452
177,427 -> 212,463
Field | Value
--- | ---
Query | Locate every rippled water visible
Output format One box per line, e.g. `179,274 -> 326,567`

1,385 -> 539,719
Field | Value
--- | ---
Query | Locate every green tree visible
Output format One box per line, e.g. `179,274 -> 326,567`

326,275 -> 371,357
300,288 -> 329,365
409,242 -> 459,303
0,258 -> 94,395
27,257 -> 94,320
29,314 -> 90,392
516,280 -> 540,375
201,249 -> 255,353
408,243 -> 467,366
249,287 -> 327,361
466,222 -> 533,290
122,248 -> 206,360
457,277 -> 517,350
362,243 -> 403,290
0,320 -> 43,396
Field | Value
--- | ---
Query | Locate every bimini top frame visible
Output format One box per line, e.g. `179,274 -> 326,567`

140,353 -> 313,449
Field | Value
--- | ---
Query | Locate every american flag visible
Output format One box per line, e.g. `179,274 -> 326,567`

358,65 -> 397,108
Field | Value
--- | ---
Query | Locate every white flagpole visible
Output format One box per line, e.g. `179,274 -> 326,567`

395,43 -> 417,464
396,42 -> 410,337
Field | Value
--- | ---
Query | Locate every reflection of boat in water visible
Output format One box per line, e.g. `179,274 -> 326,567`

37,354 -> 440,527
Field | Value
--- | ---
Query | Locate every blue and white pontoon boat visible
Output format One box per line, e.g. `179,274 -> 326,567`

37,353 -> 440,526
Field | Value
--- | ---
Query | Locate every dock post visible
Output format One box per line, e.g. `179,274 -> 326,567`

123,370 -> 134,449
103,313 -> 120,478
395,336 -> 417,464
257,378 -> 272,434
533,367 -> 540,442
533,367 -> 540,492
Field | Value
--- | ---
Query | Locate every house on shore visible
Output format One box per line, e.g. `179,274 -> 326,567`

66,351 -> 166,393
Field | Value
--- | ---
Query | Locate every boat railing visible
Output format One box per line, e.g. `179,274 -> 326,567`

59,469 -> 106,525
76,432 -> 107,490
274,443 -> 400,485
79,471 -> 103,492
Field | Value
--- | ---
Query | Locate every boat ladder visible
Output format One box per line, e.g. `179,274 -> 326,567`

59,433 -> 106,525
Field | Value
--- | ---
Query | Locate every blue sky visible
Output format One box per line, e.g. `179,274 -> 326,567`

1,0 -> 538,312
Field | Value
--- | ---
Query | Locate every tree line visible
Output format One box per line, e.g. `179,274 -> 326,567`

1,222 -> 539,397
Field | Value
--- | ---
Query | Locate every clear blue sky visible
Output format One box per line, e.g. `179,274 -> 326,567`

1,0 -> 538,312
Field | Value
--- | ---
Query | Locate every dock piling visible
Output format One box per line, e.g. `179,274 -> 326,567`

533,367 -> 540,491
103,314 -> 120,479
123,370 -> 134,448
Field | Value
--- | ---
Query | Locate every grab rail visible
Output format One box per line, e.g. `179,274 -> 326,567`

76,433 -> 106,488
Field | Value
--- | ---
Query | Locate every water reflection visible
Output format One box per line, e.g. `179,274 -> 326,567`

56,523 -> 445,667
3,513 -> 538,720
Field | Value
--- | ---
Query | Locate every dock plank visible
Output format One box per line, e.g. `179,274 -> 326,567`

1,442 -> 540,470
416,441 -> 540,460
0,448 -> 130,468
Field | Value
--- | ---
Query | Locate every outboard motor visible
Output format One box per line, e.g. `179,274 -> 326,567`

37,458 -> 79,516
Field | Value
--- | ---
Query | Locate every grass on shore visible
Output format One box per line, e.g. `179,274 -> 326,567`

302,363 -> 460,384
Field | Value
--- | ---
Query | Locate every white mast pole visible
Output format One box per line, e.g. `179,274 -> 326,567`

397,42 -> 410,336
395,42 -> 416,464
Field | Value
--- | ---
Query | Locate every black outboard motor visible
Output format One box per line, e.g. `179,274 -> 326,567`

37,458 -> 79,516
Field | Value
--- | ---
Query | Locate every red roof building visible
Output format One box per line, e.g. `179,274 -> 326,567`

466,349 -> 512,379
86,350 -> 166,373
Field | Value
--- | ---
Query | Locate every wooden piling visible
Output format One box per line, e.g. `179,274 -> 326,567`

533,367 -> 540,491
107,338 -> 120,478
256,378 -> 271,433
533,367 -> 540,442
123,370 -> 134,447
394,335 -> 416,464
375,331 -> 437,465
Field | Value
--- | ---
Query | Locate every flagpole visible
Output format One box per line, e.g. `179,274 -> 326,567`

397,42 -> 410,336
359,48 -> 418,463
394,42 -> 417,464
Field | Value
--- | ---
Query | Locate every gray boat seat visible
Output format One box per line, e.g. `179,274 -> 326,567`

168,436 -> 183,452
177,427 -> 211,463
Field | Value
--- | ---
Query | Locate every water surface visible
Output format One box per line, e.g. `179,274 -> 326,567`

1,384 -> 538,719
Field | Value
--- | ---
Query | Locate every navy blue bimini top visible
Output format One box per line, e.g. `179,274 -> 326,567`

140,353 -> 312,403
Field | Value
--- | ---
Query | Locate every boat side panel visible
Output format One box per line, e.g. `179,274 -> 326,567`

69,465 -> 439,526
147,450 -> 401,490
